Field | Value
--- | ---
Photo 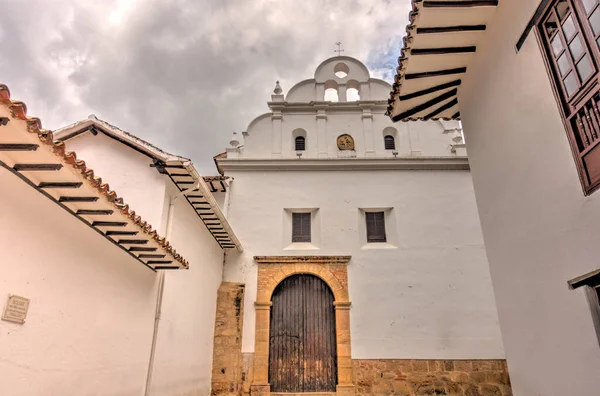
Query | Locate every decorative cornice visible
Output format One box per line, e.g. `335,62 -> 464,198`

254,255 -> 351,264
219,157 -> 469,171
268,100 -> 388,114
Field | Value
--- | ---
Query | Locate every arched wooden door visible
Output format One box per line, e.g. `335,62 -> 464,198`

269,274 -> 337,393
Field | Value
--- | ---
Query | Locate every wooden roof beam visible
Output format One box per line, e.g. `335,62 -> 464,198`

411,46 -> 476,56
392,88 -> 458,121
417,25 -> 486,34
423,0 -> 498,7
0,144 -> 39,151
14,163 -> 62,171
399,79 -> 461,101
405,67 -> 467,80
424,98 -> 459,120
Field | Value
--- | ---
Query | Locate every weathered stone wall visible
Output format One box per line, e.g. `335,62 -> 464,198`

211,282 -> 245,396
352,359 -> 511,396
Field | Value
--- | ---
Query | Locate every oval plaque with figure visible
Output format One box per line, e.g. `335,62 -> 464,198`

337,134 -> 355,150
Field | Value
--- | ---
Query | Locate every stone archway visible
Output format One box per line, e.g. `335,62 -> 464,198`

251,256 -> 354,396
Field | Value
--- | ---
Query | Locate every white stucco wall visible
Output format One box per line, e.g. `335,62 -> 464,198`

223,169 -> 503,359
0,167 -> 158,395
10,131 -> 227,394
459,0 -> 600,393
148,181 -> 224,396
65,132 -> 167,228
241,112 -> 459,160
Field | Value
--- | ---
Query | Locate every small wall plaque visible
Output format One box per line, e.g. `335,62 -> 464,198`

2,295 -> 30,324
337,134 -> 355,151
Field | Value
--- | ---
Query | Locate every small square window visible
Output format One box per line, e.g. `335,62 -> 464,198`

366,212 -> 386,243
292,212 -> 311,243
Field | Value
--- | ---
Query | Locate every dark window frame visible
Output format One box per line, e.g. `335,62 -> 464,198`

292,212 -> 311,243
536,0 -> 600,195
295,136 -> 306,151
365,211 -> 387,243
384,135 -> 396,150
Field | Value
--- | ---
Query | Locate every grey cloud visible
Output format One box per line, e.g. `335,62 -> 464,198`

0,0 -> 410,172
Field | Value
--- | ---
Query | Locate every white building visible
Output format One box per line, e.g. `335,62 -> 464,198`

0,85 -> 240,396
216,56 -> 511,396
387,1 -> 600,395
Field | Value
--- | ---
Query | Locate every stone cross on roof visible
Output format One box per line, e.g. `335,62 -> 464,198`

334,41 -> 344,56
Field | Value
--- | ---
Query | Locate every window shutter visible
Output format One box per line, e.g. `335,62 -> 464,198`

384,135 -> 395,150
295,136 -> 306,151
292,212 -> 311,242
366,212 -> 386,243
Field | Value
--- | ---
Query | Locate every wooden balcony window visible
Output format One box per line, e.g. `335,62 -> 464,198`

538,0 -> 600,194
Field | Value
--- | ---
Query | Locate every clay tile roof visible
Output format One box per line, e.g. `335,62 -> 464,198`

387,0 -> 499,122
0,83 -> 189,270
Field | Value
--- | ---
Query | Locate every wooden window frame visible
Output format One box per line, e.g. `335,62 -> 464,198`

536,0 -> 600,194
292,212 -> 311,243
384,135 -> 396,150
365,211 -> 387,243
295,136 -> 306,151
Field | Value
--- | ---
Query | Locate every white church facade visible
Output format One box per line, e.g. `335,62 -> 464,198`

0,56 -> 512,395
214,57 -> 512,396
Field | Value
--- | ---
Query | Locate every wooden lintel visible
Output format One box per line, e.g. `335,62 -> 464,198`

0,143 -> 39,151
417,25 -> 486,34
39,182 -> 83,189
59,196 -> 99,203
393,88 -> 458,121
411,46 -> 476,55
405,67 -> 467,80
14,163 -> 62,171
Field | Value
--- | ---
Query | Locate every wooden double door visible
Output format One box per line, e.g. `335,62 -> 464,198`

268,274 -> 337,393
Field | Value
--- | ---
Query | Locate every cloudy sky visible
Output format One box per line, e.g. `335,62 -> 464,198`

1,0 -> 410,172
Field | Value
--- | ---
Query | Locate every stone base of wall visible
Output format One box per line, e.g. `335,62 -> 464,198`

352,359 -> 512,396
211,282 -> 245,396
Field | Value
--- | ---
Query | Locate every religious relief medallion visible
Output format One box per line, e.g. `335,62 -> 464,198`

337,134 -> 355,151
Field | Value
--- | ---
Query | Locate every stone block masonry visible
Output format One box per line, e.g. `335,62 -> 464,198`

211,282 -> 245,396
353,359 -> 512,396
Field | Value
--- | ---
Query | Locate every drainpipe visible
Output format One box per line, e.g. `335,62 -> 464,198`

143,179 -> 201,396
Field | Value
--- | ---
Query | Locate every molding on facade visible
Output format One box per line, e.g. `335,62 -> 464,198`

267,100 -> 388,114
254,255 -> 352,264
219,157 -> 469,172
